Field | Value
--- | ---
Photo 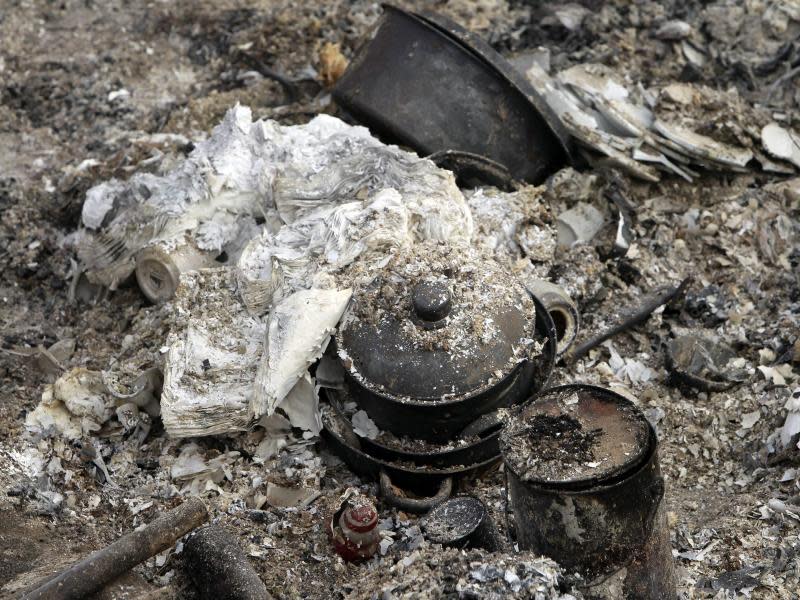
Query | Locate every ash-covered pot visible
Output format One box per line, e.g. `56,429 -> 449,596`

500,384 -> 676,599
335,244 -> 554,442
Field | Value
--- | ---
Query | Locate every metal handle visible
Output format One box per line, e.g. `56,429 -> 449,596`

379,471 -> 452,513
427,150 -> 519,191
460,410 -> 502,438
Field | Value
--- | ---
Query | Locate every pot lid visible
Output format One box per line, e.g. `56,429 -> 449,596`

499,385 -> 652,488
336,243 -> 537,400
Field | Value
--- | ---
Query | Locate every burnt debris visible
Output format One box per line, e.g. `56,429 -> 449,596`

3,1 -> 800,599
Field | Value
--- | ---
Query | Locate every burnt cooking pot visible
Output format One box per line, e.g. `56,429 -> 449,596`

327,389 -> 503,470
334,245 -> 556,442
332,5 -> 573,184
320,399 -> 497,508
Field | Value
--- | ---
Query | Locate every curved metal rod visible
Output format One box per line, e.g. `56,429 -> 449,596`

428,149 -> 519,191
237,52 -> 301,102
379,471 -> 452,513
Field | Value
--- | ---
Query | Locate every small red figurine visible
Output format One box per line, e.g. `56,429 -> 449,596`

329,490 -> 380,562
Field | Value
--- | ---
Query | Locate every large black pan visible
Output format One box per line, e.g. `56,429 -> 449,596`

333,5 -> 573,184
321,399 -> 500,512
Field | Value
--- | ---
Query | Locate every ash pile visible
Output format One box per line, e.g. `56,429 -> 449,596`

3,3 -> 800,600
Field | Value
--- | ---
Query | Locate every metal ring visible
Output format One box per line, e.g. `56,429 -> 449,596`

379,471 -> 452,513
460,410 -> 502,438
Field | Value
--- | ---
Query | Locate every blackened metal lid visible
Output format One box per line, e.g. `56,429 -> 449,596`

337,244 -> 537,400
423,496 -> 487,544
500,384 -> 652,488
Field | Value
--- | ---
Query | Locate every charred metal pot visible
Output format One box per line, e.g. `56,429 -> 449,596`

326,388 -> 503,471
332,5 -> 573,184
500,385 -> 676,599
321,399 -> 491,512
334,245 -> 556,443
357,409 -> 502,470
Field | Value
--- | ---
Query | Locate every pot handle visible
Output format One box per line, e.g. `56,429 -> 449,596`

379,470 -> 452,513
460,410 -> 502,438
428,150 -> 519,191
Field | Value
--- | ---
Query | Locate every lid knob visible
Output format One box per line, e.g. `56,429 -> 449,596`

412,281 -> 452,322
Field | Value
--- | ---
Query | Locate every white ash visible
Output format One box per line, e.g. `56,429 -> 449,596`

465,185 -> 556,266
76,105 -> 412,290
26,368 -> 116,440
274,143 -> 470,230
253,413 -> 293,461
160,268 -> 266,438
344,544 -> 579,599
237,189 -> 416,315
606,343 -> 657,386
277,372 -> 322,439
76,106 -> 258,287
169,442 -> 241,496
235,114 -> 473,316
351,410 -> 379,440
238,148 -> 472,315
251,287 -> 352,420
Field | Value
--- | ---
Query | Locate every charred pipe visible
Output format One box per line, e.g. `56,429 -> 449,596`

526,280 -> 579,356
563,277 -> 691,364
23,497 -> 208,600
183,525 -> 272,600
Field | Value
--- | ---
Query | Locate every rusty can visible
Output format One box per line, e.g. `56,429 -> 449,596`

500,384 -> 675,599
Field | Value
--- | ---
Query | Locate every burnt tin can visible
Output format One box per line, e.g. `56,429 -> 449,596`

422,496 -> 502,551
500,384 -> 675,599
